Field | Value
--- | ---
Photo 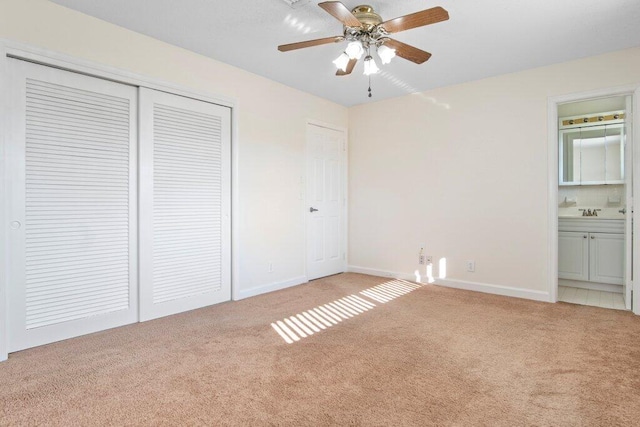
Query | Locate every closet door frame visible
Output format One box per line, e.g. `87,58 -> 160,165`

0,40 -> 239,361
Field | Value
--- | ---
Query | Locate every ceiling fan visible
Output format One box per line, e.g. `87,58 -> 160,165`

278,1 -> 449,94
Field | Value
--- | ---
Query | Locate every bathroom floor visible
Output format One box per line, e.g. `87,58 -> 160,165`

558,285 -> 627,310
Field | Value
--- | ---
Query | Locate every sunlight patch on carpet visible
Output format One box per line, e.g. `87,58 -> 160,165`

271,279 -> 423,344
360,280 -> 422,303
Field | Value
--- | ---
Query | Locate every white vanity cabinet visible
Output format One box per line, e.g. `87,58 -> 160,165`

558,219 -> 624,285
558,231 -> 589,281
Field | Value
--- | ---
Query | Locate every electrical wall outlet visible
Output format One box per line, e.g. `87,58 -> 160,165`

419,254 -> 426,265
466,260 -> 475,272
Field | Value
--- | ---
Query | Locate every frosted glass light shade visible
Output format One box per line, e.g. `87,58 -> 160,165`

332,52 -> 350,72
345,41 -> 364,60
363,55 -> 379,75
377,44 -> 396,64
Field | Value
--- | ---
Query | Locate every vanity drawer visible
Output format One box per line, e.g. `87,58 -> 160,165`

558,218 -> 624,234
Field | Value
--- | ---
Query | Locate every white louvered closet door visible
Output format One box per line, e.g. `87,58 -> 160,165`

6,59 -> 138,352
139,88 -> 231,321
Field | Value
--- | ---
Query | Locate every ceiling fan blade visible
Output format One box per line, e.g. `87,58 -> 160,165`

383,39 -> 432,64
318,1 -> 362,28
278,36 -> 343,52
381,6 -> 449,34
336,58 -> 357,76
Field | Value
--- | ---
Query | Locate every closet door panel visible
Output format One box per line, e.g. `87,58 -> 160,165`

139,88 -> 231,321
7,59 -> 138,352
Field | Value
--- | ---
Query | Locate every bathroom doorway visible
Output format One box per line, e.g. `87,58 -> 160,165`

549,88 -> 639,314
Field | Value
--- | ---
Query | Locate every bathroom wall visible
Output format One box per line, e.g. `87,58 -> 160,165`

558,96 -> 626,117
558,185 -> 625,209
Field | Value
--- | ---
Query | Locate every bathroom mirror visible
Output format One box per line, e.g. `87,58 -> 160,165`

559,123 -> 624,185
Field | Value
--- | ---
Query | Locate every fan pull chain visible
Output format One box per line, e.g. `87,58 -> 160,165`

368,75 -> 372,98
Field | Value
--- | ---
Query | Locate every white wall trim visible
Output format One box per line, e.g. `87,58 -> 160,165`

547,99 -> 560,303
234,276 -> 309,301
0,43 -> 9,361
347,265 -> 420,282
306,119 -> 347,133
0,39 -> 235,109
231,102 -> 241,302
634,88 -> 640,315
436,279 -> 550,302
547,84 -> 640,312
348,265 -> 549,302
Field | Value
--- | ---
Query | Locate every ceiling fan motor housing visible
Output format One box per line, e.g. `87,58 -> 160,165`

351,5 -> 382,29
344,5 -> 388,48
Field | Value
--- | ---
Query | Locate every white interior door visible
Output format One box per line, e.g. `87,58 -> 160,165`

139,88 -> 231,321
6,59 -> 138,352
306,124 -> 346,281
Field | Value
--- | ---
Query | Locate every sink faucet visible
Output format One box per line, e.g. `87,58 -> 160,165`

580,208 -> 600,217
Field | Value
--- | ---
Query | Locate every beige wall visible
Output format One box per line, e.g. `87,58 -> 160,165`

349,47 -> 640,295
3,1 -> 640,302
0,0 -> 348,297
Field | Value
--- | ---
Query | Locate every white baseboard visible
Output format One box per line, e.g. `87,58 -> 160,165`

347,265 -> 421,282
347,265 -> 550,302
233,276 -> 308,301
436,278 -> 550,302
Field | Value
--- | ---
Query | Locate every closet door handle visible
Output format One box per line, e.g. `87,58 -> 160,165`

590,235 -> 595,239
583,235 -> 587,239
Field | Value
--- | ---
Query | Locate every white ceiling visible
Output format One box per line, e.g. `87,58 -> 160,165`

49,0 -> 640,107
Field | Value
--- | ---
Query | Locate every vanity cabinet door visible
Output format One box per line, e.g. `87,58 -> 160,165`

589,233 -> 624,285
558,231 -> 589,281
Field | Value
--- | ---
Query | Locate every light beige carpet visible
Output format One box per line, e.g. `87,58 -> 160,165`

1,273 -> 640,426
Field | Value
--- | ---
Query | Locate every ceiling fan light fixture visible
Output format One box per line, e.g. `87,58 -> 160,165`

363,55 -> 379,76
345,41 -> 364,60
332,52 -> 350,71
377,44 -> 396,64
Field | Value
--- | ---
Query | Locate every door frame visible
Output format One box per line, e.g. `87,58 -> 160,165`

305,120 -> 348,281
0,39 -> 239,361
547,84 -> 640,314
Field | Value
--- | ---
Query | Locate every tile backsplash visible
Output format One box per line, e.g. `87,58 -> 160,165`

558,185 -> 624,208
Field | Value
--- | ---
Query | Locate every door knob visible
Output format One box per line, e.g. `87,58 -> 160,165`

309,207 -> 319,213
619,208 -> 626,214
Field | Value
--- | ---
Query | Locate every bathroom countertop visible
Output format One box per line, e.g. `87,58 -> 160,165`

558,207 -> 625,220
